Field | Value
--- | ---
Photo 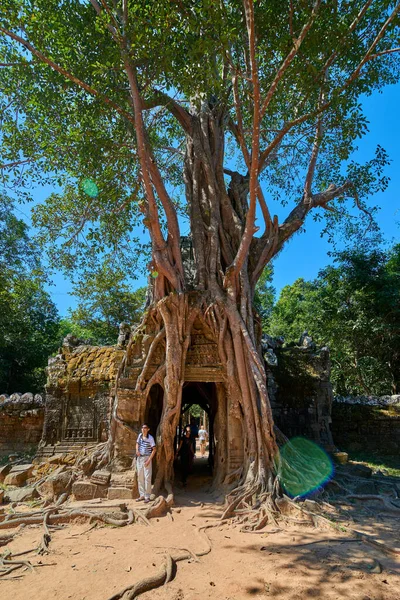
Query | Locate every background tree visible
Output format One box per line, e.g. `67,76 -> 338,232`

1,1 -> 399,503
60,266 -> 146,345
0,196 -> 60,392
270,244 -> 400,395
254,266 -> 275,331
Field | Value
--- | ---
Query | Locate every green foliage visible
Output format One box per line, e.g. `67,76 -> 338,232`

61,267 -> 146,346
0,196 -> 60,392
0,0 -> 398,279
188,404 -> 203,419
270,244 -> 400,395
254,265 -> 275,330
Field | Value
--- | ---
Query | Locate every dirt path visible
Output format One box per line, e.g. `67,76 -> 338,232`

2,472 -> 399,600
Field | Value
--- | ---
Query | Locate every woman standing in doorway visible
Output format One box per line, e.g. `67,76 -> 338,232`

176,425 -> 194,487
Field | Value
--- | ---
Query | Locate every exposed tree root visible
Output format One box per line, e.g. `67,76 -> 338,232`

0,493 -> 172,581
344,494 -> 400,513
350,529 -> 400,557
0,508 -> 132,530
0,550 -> 35,579
107,525 -> 214,600
0,532 -> 18,547
222,480 -> 400,560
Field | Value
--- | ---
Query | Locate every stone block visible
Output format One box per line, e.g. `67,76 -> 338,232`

72,481 -> 97,500
110,469 -> 138,498
349,463 -> 373,478
107,487 -> 133,500
90,470 -> 111,486
116,389 -> 141,421
0,464 -> 12,483
4,464 -> 34,487
4,486 -> 39,503
72,480 -> 108,500
332,452 -> 348,465
37,467 -> 70,500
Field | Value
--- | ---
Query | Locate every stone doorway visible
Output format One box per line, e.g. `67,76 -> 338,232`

175,382 -> 217,489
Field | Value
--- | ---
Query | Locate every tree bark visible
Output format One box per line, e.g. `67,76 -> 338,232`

99,104 -> 279,501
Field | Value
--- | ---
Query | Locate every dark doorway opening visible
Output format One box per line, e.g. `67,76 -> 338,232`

145,383 -> 164,439
175,382 -> 217,490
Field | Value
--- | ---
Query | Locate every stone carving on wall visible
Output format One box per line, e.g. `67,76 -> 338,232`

186,333 -> 220,366
117,322 -> 131,348
63,396 -> 96,441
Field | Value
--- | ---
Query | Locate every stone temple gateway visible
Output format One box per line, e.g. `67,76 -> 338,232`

42,312 -> 248,481
39,312 -> 335,496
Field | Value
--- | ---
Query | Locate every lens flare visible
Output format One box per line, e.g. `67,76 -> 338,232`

275,437 -> 334,498
81,178 -> 99,198
151,271 -> 159,278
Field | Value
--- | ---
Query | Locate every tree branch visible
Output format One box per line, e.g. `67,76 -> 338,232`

89,0 -> 120,41
276,182 -> 351,253
0,159 -> 33,170
230,61 -> 250,168
304,87 -> 325,202
141,90 -> 191,133
228,0 -> 261,280
123,56 -> 183,291
0,62 -> 32,67
258,2 -> 400,171
260,0 -> 321,119
309,0 -> 375,91
0,26 -> 136,127
368,47 -> 400,60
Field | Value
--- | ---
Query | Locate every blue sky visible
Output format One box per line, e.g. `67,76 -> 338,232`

15,82 -> 400,317
270,83 -> 400,295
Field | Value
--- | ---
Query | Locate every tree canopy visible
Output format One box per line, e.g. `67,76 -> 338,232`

270,243 -> 400,396
0,1 -> 399,287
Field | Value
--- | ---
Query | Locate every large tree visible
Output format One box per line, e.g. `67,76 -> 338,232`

1,1 -> 399,502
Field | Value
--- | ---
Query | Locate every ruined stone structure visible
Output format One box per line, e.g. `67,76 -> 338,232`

41,317 -> 245,485
41,334 -> 124,455
0,393 -> 44,456
39,326 -> 334,483
332,395 -> 400,456
264,338 -> 335,450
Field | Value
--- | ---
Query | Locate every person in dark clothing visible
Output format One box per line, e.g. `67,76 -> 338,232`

190,418 -> 199,456
176,426 -> 194,486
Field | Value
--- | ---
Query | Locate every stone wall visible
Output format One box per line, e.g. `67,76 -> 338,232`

39,330 -> 336,459
263,335 -> 335,450
331,395 -> 400,456
0,393 -> 45,456
41,335 -> 124,450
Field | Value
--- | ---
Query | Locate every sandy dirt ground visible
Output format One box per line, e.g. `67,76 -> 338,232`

1,458 -> 399,600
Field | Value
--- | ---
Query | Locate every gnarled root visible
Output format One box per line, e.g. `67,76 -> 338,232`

144,495 -> 168,520
349,529 -> 400,557
344,494 -> 400,513
107,525 -> 214,600
0,532 -> 18,547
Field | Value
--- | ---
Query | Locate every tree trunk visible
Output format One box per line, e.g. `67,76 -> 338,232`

95,104 -> 278,504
